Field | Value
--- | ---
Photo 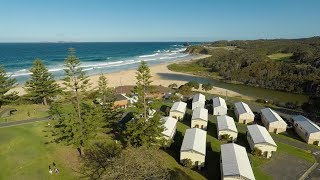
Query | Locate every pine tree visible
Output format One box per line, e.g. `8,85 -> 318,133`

63,48 -> 91,120
96,74 -> 122,129
25,59 -> 61,105
133,61 -> 152,118
49,48 -> 96,156
0,66 -> 17,108
122,61 -> 164,146
49,102 -> 104,156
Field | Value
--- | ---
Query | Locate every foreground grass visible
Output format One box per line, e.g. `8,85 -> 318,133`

0,104 -> 49,123
0,121 -> 79,179
267,53 -> 293,61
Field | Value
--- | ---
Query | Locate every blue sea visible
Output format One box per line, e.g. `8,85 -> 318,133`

0,42 -> 198,84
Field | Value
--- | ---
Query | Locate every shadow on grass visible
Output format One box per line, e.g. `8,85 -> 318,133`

170,168 -> 194,180
237,132 -> 251,152
160,105 -> 171,116
201,142 -> 221,179
182,113 -> 192,127
166,131 -> 184,161
206,104 -> 213,115
278,128 -> 305,142
207,121 -> 217,139
186,99 -> 192,110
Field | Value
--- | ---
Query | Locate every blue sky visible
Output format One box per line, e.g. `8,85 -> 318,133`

0,0 -> 319,42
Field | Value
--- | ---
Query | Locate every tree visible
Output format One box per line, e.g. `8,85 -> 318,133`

133,61 -> 152,118
25,59 -> 61,105
177,84 -> 192,96
81,141 -> 122,179
122,61 -> 164,146
0,66 -> 17,109
168,83 -> 178,89
123,113 -> 165,146
202,83 -> 213,92
63,48 -> 91,120
96,74 -> 122,129
49,102 -> 104,156
82,146 -> 171,179
186,81 -> 199,89
49,48 -> 96,156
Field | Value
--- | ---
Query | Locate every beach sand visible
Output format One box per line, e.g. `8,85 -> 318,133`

9,55 -> 251,100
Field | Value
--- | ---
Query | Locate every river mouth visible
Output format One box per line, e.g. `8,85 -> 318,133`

157,72 -> 308,104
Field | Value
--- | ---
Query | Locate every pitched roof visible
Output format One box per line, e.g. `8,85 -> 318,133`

115,94 -> 128,101
191,107 -> 208,122
292,115 -> 320,133
192,93 -> 206,103
212,97 -> 227,108
247,124 -> 277,147
161,117 -> 178,138
217,115 -> 237,132
221,143 -> 255,180
181,128 -> 207,155
261,108 -> 286,124
170,101 -> 187,113
234,102 -> 254,115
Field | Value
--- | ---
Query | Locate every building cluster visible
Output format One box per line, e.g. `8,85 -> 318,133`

154,90 -> 319,180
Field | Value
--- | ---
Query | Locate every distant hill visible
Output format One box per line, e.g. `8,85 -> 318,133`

185,36 -> 320,96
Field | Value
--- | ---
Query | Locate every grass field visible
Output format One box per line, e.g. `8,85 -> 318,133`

0,121 -> 79,180
0,104 -> 49,123
0,99 -> 316,179
267,53 -> 293,61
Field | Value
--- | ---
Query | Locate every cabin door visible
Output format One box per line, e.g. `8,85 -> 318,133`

273,129 -> 278,133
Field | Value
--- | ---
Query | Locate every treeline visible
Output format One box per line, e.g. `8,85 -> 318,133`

187,37 -> 320,96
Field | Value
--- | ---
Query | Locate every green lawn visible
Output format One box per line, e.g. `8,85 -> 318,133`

267,53 -> 293,61
0,121 -> 79,179
0,104 -> 49,123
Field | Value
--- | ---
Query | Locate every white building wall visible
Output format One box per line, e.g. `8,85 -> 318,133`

247,132 -> 277,158
169,111 -> 184,121
238,113 -> 254,124
218,130 -> 238,141
191,119 -> 208,130
180,151 -> 205,167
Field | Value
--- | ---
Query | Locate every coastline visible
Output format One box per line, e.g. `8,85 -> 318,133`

8,54 -> 251,100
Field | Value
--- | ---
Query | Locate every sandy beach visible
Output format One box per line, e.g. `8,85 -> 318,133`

9,54 -> 251,100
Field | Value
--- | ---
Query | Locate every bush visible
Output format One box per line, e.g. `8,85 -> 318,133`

252,147 -> 262,156
181,158 -> 193,168
177,85 -> 192,96
202,83 -> 213,91
220,134 -> 231,141
185,81 -> 199,90
168,83 -> 178,89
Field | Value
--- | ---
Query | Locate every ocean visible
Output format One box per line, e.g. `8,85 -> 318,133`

0,42 -> 197,84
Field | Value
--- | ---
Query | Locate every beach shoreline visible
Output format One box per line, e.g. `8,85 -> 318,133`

8,54 -> 251,100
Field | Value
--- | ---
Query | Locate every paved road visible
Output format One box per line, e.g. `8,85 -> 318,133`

0,116 -> 51,128
272,134 -> 320,179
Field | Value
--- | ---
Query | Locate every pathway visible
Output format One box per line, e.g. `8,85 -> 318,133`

0,116 -> 51,128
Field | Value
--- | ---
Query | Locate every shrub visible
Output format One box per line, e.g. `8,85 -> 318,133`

185,81 -> 200,90
252,147 -> 262,156
181,158 -> 193,168
202,83 -> 213,91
